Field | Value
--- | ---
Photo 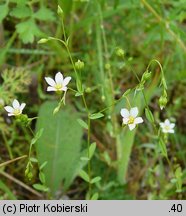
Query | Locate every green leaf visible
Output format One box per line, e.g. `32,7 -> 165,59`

75,92 -> 83,97
89,142 -> 96,158
122,89 -> 131,97
35,101 -> 83,195
30,157 -> 38,163
0,180 -> 16,200
0,4 -> 9,22
159,138 -> 167,158
91,176 -> 101,184
80,157 -> 90,161
33,7 -> 55,21
90,112 -> 104,120
91,192 -> 99,200
39,172 -> 46,184
10,5 -> 32,18
30,128 -> 44,146
16,18 -> 43,44
79,170 -> 90,183
77,118 -> 88,129
39,161 -> 48,170
145,108 -> 154,123
33,184 -> 49,192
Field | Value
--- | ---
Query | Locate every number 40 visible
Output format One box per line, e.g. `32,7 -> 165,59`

171,204 -> 182,212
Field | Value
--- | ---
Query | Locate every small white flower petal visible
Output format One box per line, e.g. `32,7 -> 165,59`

169,129 -> 175,133
62,86 -> 67,91
159,122 -> 164,128
63,77 -> 71,86
122,118 -> 129,124
128,123 -> 136,131
170,123 -> 175,129
12,99 -> 20,109
55,72 -> 63,84
164,119 -> 170,126
120,108 -> 130,118
4,106 -> 14,113
45,77 -> 56,87
134,117 -> 143,124
47,86 -> 57,92
8,113 -> 15,116
130,107 -> 138,118
20,103 -> 26,111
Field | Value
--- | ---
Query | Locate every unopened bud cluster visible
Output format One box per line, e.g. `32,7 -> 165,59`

75,60 -> 84,70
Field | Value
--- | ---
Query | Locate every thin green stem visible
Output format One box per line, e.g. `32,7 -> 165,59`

59,14 -> 92,198
27,125 -> 35,159
124,96 -> 131,109
82,93 -> 89,113
2,132 -> 13,159
87,116 -> 91,197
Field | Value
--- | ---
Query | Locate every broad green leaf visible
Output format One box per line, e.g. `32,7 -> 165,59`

79,170 -> 90,183
77,118 -> 88,129
80,157 -> 90,161
16,18 -> 43,44
116,79 -> 159,184
145,108 -> 154,123
10,5 -> 32,18
91,176 -> 101,184
0,4 -> 9,22
33,7 -> 55,21
35,101 -> 83,194
90,112 -> 104,120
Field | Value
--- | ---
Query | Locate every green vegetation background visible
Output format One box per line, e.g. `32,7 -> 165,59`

0,0 -> 186,200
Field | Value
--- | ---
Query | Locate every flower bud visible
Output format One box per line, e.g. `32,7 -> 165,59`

159,96 -> 168,110
116,48 -> 125,58
57,5 -> 64,16
105,63 -> 111,70
142,71 -> 152,81
85,87 -> 91,93
38,38 -> 49,44
101,95 -> 105,102
53,106 -> 60,115
16,114 -> 29,125
75,60 -> 84,70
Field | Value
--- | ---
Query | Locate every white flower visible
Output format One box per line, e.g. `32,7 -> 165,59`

4,99 -> 26,116
120,107 -> 143,131
45,72 -> 71,92
160,119 -> 175,134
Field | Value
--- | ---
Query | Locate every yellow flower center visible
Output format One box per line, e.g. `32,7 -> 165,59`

128,116 -> 135,124
13,109 -> 21,116
55,83 -> 63,91
164,125 -> 170,131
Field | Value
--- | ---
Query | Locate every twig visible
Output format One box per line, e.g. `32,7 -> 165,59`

0,171 -> 43,198
0,155 -> 27,168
